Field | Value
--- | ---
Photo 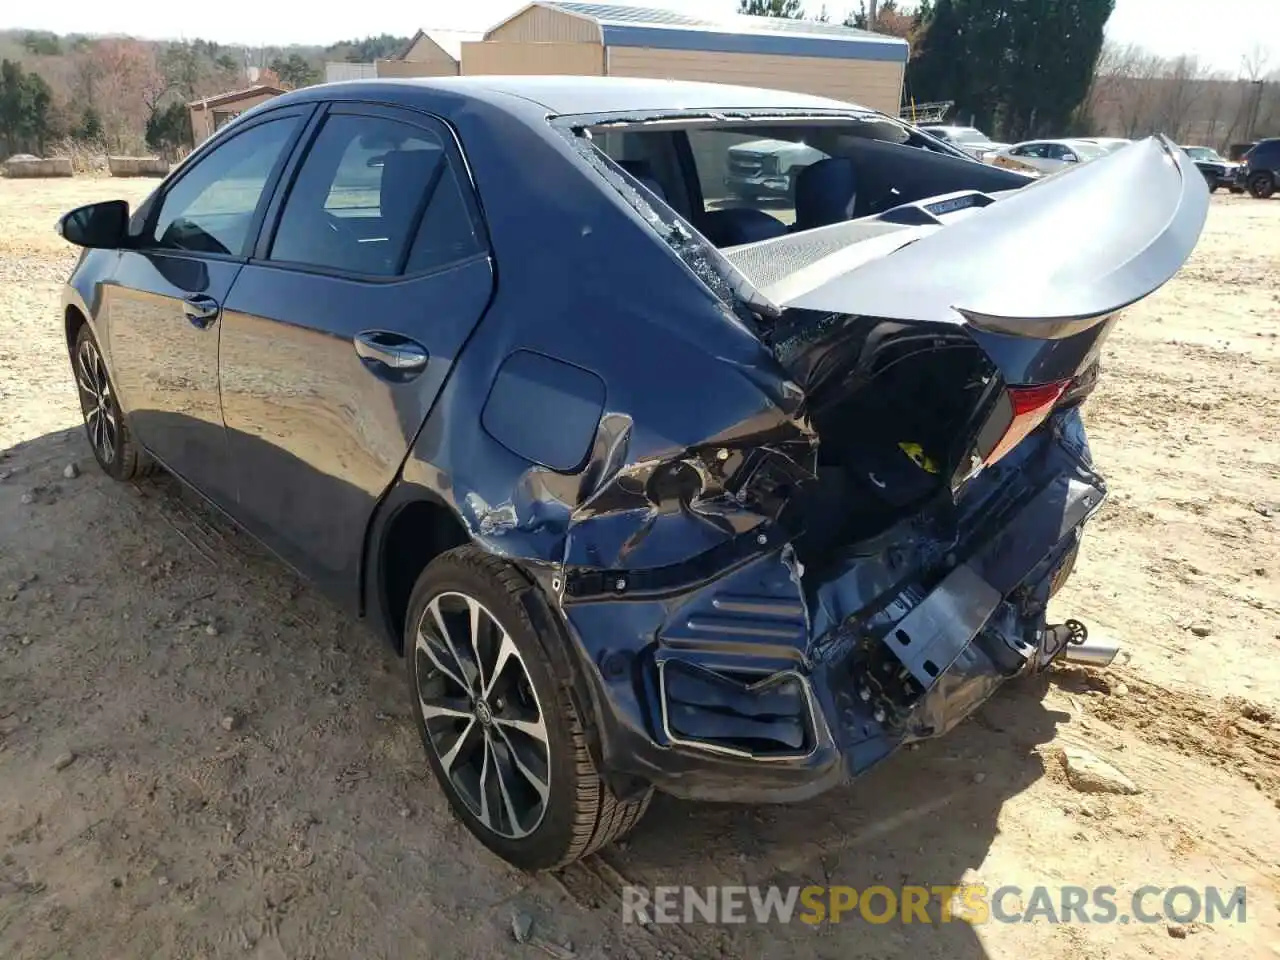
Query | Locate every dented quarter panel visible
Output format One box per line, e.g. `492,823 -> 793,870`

395,89 -> 809,581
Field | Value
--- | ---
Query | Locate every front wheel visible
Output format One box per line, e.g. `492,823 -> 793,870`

1248,172 -> 1276,199
405,546 -> 651,870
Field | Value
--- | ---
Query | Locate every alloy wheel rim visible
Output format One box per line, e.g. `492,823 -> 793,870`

414,591 -> 551,839
75,338 -> 117,464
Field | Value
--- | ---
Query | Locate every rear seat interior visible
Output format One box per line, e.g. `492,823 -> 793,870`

618,152 -> 861,249
793,158 -> 858,231
618,159 -> 669,203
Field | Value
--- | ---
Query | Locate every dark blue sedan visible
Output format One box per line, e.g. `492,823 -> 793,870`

56,76 -> 1207,870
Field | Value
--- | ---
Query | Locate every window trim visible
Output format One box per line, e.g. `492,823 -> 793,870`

134,105 -> 317,263
252,101 -> 491,284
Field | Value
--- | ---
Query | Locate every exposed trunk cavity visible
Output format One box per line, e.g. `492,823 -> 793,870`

769,313 -> 997,570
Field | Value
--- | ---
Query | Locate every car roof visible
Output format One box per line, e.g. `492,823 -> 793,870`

277,75 -> 871,117
1015,138 -> 1093,147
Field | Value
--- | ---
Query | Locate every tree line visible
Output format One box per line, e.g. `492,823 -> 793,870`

743,0 -> 1278,146
742,0 -> 1114,140
4,12 -> 1277,160
0,30 -> 407,160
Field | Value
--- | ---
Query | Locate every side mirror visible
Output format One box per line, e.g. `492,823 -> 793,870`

56,200 -> 130,249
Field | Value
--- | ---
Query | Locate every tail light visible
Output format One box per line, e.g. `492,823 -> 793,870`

980,379 -> 1071,468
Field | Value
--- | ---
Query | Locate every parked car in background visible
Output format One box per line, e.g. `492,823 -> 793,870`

54,76 -> 1207,871
919,124 -> 1008,161
987,138 -> 1106,174
1078,137 -> 1131,154
724,137 -> 828,200
1238,138 -> 1279,198
1180,145 -> 1243,193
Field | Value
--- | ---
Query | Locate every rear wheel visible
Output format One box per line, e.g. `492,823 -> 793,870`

1248,172 -> 1276,199
405,546 -> 651,870
71,325 -> 151,481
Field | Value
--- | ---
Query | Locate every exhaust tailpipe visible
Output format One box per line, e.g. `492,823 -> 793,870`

1060,633 -> 1121,667
1047,619 -> 1120,667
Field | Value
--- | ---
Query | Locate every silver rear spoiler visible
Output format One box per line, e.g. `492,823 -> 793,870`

741,136 -> 1209,341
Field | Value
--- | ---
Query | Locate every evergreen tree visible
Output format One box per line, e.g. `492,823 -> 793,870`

910,0 -> 1114,139
145,100 -> 193,154
739,0 -> 806,17
0,60 -> 56,155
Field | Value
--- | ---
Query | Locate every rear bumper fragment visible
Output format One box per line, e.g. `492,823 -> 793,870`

563,429 -> 1106,803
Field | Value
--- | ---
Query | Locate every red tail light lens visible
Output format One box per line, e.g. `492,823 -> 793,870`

984,380 -> 1071,466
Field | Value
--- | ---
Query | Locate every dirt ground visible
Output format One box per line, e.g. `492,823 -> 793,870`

1,176 -> 1278,960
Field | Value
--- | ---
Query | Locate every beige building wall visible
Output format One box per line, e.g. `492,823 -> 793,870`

485,6 -> 601,43
188,91 -> 281,145
397,34 -> 463,73
375,58 -> 459,79
606,47 -> 904,114
462,41 -> 604,77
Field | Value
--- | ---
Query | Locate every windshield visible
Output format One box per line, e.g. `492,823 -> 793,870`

1184,146 -> 1222,161
950,127 -> 992,145
1069,141 -> 1105,161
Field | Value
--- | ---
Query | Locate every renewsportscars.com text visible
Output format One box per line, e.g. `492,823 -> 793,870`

621,884 -> 1247,926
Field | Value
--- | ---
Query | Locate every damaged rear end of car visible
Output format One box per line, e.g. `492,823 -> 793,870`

547,128 -> 1208,802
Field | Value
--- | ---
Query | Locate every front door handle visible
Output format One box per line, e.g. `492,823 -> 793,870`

354,331 -> 429,374
183,295 -> 220,329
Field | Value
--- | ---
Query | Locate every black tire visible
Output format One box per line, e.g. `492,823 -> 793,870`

405,545 -> 652,870
1248,172 -> 1276,199
71,324 -> 153,481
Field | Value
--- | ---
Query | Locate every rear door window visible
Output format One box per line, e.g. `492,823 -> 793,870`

269,112 -> 483,277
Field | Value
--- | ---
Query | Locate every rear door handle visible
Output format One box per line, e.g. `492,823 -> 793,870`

354,331 -> 429,375
183,295 -> 220,329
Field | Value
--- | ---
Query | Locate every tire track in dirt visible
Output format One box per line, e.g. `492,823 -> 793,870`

1051,665 -> 1280,796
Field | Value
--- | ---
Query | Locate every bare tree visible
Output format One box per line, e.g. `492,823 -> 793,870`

87,40 -> 162,152
1153,55 -> 1208,141
1197,73 -> 1234,148
1240,43 -> 1270,84
1080,40 -> 1131,132
1105,43 -> 1167,138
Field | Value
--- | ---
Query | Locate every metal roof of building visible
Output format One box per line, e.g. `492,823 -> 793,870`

289,76 -> 873,117
494,2 -> 909,62
186,85 -> 288,109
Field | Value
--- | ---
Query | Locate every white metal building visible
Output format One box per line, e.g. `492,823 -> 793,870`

469,2 -> 909,114
325,61 -> 379,83
377,29 -> 484,78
